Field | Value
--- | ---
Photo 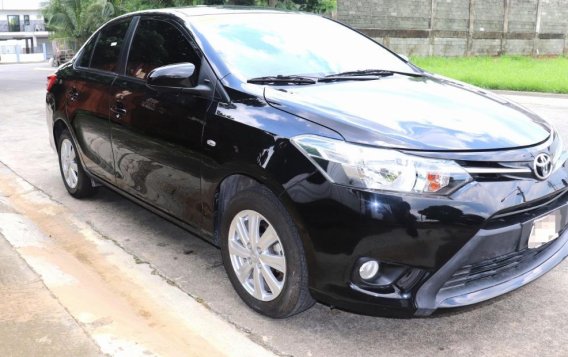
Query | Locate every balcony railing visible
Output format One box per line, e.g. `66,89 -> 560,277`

0,22 -> 46,33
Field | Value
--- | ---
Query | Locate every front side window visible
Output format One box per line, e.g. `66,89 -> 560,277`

126,19 -> 200,80
90,20 -> 130,73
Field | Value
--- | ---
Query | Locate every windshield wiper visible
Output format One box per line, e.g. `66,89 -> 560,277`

320,69 -> 424,82
326,69 -> 395,77
247,75 -> 317,85
319,69 -> 394,83
247,69 -> 425,85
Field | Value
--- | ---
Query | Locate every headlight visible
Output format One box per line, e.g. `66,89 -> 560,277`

290,135 -> 472,194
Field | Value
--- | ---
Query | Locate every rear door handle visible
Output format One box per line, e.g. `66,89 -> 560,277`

110,102 -> 127,120
68,87 -> 79,102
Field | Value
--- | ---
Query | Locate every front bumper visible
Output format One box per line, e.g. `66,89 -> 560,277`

415,193 -> 568,315
285,156 -> 568,317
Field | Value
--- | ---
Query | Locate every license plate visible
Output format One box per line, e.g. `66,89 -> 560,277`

529,213 -> 560,249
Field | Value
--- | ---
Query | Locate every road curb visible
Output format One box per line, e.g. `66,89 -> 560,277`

493,90 -> 568,99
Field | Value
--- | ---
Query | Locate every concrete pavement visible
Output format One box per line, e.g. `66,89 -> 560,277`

0,162 -> 274,357
0,62 -> 567,357
0,228 -> 101,357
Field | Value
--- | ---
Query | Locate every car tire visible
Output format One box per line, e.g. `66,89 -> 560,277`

220,186 -> 315,318
57,129 -> 97,198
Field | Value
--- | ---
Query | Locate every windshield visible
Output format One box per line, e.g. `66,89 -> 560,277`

190,13 -> 416,81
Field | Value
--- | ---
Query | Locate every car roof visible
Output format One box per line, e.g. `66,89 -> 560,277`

128,5 -> 302,19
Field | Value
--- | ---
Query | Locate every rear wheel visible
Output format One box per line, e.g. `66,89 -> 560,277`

57,130 -> 97,198
220,186 -> 315,318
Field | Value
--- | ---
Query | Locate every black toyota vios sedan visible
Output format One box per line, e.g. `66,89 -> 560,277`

46,7 -> 568,318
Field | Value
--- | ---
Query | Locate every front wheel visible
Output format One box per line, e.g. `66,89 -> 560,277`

220,186 -> 315,318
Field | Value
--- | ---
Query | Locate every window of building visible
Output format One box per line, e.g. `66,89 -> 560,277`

7,15 -> 20,32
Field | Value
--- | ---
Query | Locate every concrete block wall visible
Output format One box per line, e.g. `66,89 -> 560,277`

540,0 -> 568,33
473,1 -> 505,32
471,39 -> 502,55
505,39 -> 534,55
433,0 -> 469,31
508,0 -> 538,32
434,37 -> 468,57
338,0 -> 568,56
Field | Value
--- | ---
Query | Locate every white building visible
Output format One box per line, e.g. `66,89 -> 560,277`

0,0 -> 50,59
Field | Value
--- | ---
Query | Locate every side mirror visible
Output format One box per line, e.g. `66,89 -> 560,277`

147,62 -> 196,88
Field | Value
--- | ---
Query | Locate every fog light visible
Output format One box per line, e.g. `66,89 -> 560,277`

359,260 -> 380,280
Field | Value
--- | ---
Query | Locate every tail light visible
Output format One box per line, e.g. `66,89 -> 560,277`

47,74 -> 57,92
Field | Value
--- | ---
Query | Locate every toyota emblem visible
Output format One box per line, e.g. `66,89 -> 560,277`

533,153 -> 553,180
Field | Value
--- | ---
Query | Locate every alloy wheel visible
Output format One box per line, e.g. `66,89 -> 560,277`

60,138 -> 79,189
228,209 -> 286,301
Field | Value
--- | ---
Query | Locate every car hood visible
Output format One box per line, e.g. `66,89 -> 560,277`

263,74 -> 551,151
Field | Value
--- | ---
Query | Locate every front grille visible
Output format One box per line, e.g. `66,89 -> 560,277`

460,160 -> 534,181
441,243 -> 551,290
491,189 -> 568,219
482,189 -> 568,230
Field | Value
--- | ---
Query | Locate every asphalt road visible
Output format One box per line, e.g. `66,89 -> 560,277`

1,62 -> 567,357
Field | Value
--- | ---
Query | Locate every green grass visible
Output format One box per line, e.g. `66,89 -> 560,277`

410,56 -> 568,94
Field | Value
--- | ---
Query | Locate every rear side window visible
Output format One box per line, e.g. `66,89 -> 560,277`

90,20 -> 131,73
77,35 -> 97,68
126,19 -> 200,80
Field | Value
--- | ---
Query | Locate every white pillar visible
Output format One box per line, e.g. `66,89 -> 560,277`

533,0 -> 543,56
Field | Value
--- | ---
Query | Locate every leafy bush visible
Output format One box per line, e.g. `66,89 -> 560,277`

43,0 -> 336,45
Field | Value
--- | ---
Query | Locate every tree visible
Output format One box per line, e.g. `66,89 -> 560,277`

43,0 -> 336,46
44,0 -> 121,45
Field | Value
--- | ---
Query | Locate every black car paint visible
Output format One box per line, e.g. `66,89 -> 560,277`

46,8 -> 568,317
65,69 -> 117,183
263,76 -> 551,150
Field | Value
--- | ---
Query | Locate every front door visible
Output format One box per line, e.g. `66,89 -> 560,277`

110,17 -> 213,227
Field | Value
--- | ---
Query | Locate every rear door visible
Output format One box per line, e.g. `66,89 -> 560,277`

65,19 -> 132,183
110,16 -> 214,226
